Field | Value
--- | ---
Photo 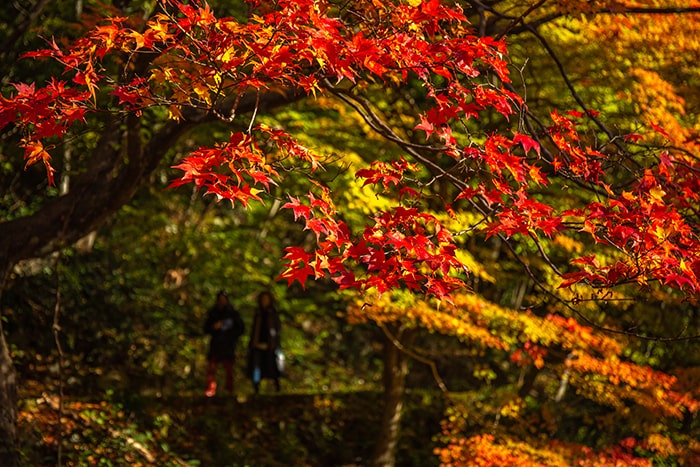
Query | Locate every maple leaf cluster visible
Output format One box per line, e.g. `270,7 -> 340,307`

279,185 -> 466,298
349,290 -> 699,415
3,0 -> 700,300
0,0 -> 516,298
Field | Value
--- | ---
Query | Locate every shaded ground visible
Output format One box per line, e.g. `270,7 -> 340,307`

18,386 -> 447,466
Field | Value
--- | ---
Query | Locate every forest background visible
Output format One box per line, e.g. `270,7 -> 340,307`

1,0 -> 700,466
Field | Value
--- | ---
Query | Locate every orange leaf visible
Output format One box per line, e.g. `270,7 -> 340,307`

22,140 -> 56,186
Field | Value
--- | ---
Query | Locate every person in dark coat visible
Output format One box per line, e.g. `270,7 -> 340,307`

247,291 -> 282,394
204,290 -> 244,397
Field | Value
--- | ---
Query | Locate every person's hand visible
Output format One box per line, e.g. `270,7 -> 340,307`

213,321 -> 223,330
256,343 -> 269,350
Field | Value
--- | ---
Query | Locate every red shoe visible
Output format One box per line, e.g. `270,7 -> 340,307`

205,381 -> 217,397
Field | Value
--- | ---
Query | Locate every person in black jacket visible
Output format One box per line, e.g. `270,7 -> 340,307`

247,291 -> 282,394
204,290 -> 244,397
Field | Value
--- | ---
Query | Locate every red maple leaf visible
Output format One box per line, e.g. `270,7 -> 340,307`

649,121 -> 671,139
282,196 -> 311,221
513,133 -> 540,156
414,114 -> 435,140
278,263 -> 315,288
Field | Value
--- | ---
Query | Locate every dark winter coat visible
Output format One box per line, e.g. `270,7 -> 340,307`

204,303 -> 244,361
246,306 -> 282,380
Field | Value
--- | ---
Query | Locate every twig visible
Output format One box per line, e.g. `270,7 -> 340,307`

379,323 -> 449,394
494,0 -> 548,41
247,88 -> 260,134
326,76 -> 700,342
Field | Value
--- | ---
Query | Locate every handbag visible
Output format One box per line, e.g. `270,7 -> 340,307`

275,348 -> 286,375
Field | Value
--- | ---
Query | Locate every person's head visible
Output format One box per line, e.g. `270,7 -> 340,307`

258,291 -> 273,308
216,290 -> 229,307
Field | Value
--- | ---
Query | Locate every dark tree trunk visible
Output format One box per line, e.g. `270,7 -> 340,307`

370,325 -> 415,467
0,326 -> 18,467
0,267 -> 19,467
518,364 -> 540,398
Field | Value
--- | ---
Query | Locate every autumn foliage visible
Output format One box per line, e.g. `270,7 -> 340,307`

348,288 -> 700,464
3,0 -> 700,299
3,0 -> 700,464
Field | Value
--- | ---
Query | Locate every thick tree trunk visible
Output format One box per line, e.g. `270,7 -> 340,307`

0,267 -> 19,467
370,326 -> 414,467
0,325 -> 18,466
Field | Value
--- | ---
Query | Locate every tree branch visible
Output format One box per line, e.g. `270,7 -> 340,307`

380,323 -> 449,394
465,1 -> 700,37
328,81 -> 700,342
0,88 -> 306,273
494,0 -> 547,41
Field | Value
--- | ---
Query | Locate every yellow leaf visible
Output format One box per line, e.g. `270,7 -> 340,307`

653,225 -> 667,241
127,30 -> 145,50
648,185 -> 666,203
191,80 -> 211,105
168,105 -> 183,121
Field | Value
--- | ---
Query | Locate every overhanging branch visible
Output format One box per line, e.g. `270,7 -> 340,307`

0,88 -> 307,272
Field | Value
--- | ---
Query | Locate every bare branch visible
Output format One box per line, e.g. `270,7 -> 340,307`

380,323 -> 449,393
494,0 -> 547,41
